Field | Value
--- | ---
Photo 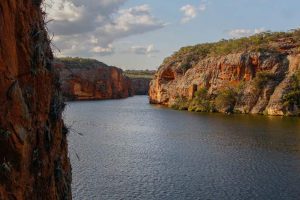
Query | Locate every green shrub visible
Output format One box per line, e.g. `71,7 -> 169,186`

57,57 -> 104,68
194,87 -> 208,99
253,71 -> 276,89
283,91 -> 300,107
179,55 -> 194,73
215,88 -> 237,113
188,99 -> 212,112
188,87 -> 214,112
180,62 -> 191,73
282,71 -> 300,108
171,96 -> 189,110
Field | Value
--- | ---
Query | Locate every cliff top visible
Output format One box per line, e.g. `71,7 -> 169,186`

162,29 -> 300,69
55,57 -> 108,69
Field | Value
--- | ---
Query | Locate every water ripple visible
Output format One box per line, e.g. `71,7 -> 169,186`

64,96 -> 300,200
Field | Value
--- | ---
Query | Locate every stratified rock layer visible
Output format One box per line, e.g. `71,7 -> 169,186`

150,33 -> 300,116
54,59 -> 133,101
0,1 -> 71,199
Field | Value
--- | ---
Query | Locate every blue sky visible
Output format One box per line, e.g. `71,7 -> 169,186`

47,0 -> 300,70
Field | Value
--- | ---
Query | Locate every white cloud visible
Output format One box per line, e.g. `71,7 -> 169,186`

92,44 -> 114,56
180,1 -> 208,24
180,5 -> 197,23
100,4 -> 165,46
228,28 -> 265,38
46,0 -> 84,22
45,1 -> 165,57
130,44 -> 159,56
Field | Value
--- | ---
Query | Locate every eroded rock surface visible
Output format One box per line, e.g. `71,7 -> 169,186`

150,32 -> 300,116
54,58 -> 133,101
0,0 -> 71,199
131,78 -> 151,95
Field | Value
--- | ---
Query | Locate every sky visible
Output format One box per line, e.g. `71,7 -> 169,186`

45,0 -> 300,70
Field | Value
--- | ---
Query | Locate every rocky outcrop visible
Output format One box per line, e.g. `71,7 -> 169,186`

0,1 -> 71,199
150,31 -> 300,116
131,78 -> 151,95
54,58 -> 133,101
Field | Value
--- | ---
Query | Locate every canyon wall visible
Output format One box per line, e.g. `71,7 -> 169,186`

0,1 -> 71,199
150,31 -> 300,116
131,78 -> 151,95
124,70 -> 155,95
54,58 -> 133,101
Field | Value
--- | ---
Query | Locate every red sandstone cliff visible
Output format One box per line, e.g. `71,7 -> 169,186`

150,31 -> 300,116
0,1 -> 71,199
54,58 -> 133,101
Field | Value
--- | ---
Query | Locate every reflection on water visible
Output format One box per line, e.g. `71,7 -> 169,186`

64,96 -> 300,200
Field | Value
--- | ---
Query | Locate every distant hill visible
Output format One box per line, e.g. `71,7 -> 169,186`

124,70 -> 156,79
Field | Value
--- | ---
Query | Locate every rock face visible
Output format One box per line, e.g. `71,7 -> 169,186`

131,78 -> 151,95
0,1 -> 71,199
54,58 -> 133,101
150,31 -> 300,116
124,70 -> 156,95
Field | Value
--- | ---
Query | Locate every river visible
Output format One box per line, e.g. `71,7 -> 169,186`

64,96 -> 300,200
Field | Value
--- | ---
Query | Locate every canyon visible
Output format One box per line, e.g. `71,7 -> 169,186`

150,31 -> 300,116
0,0 -> 299,199
0,0 -> 71,199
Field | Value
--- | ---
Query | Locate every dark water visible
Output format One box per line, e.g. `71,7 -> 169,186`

64,96 -> 300,200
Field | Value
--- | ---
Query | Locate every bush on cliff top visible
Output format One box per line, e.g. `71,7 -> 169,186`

58,57 -> 97,63
57,57 -> 106,68
163,29 -> 300,66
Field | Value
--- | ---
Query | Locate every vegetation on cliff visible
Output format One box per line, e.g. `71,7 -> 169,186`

283,70 -> 300,109
187,88 -> 212,112
151,29 -> 300,116
0,0 -> 71,199
172,87 -> 238,114
163,29 -> 300,72
171,70 -> 300,115
56,57 -> 107,68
